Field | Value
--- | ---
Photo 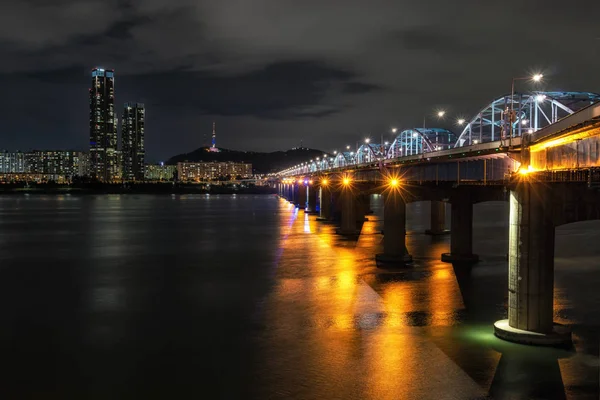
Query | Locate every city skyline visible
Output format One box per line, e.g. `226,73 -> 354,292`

1,2 -> 600,162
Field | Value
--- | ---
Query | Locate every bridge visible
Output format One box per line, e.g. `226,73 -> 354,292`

275,91 -> 600,347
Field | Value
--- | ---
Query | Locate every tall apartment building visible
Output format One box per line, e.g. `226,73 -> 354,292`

89,67 -> 118,182
145,164 -> 177,181
121,103 -> 145,181
177,162 -> 252,182
0,151 -> 26,173
26,151 -> 80,176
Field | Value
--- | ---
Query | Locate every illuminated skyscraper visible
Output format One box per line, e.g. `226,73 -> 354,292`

121,103 -> 145,181
89,67 -> 118,182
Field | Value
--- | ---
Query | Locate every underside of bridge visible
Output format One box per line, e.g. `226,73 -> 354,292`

277,175 -> 600,347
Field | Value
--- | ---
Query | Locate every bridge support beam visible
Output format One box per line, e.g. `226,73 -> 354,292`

494,184 -> 571,346
355,194 -> 370,222
336,188 -> 360,236
442,193 -> 479,264
376,193 -> 412,267
305,184 -> 318,214
331,190 -> 342,222
425,201 -> 450,235
317,186 -> 332,221
295,183 -> 307,209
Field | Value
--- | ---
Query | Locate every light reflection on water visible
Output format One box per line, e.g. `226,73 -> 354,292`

264,195 -> 600,399
0,195 -> 597,398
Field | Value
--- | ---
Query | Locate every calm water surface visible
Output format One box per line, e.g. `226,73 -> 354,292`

0,194 -> 598,399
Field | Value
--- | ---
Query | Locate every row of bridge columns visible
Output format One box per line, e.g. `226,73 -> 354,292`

277,180 -> 568,346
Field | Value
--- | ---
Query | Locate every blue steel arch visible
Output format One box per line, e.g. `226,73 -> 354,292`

333,152 -> 356,168
387,128 -> 455,158
356,143 -> 385,163
454,91 -> 600,147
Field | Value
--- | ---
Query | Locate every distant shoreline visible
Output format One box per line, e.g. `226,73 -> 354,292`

0,184 -> 277,196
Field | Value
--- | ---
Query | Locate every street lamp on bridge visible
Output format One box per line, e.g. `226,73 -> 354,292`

509,73 -> 543,146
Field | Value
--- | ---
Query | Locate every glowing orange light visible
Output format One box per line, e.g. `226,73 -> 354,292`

343,177 -> 351,186
309,180 -> 313,185
321,179 -> 328,186
389,178 -> 399,187
518,165 -> 534,176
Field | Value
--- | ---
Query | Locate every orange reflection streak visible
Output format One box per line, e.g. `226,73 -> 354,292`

428,266 -> 464,326
267,199 -> 364,396
365,279 -> 415,398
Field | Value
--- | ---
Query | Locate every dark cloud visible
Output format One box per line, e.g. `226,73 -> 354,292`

0,0 -> 599,161
132,61 -> 373,119
389,27 -> 483,55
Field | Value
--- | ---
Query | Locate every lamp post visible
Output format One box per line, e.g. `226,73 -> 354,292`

509,73 -> 543,147
422,110 -> 447,151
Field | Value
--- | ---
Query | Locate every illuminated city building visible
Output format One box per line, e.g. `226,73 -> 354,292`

0,151 -> 26,173
145,163 -> 177,181
77,152 -> 91,176
121,103 -> 145,181
89,67 -> 118,182
177,162 -> 252,182
26,151 -> 80,176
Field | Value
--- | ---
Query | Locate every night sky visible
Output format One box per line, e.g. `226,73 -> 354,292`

1,1 -> 599,162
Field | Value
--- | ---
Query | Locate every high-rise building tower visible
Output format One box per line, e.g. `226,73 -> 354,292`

121,103 -> 145,181
89,67 -> 118,182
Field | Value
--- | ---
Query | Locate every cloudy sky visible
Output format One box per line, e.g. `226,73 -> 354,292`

1,0 -> 599,161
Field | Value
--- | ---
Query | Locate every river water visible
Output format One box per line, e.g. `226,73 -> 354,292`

0,194 -> 598,399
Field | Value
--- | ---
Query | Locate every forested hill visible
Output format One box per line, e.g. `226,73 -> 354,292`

166,147 -> 327,174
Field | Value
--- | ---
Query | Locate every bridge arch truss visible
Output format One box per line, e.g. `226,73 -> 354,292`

454,91 -> 600,147
387,128 -> 456,158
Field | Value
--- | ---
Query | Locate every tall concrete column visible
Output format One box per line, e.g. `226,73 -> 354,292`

494,183 -> 570,345
291,183 -> 299,205
376,192 -> 412,267
305,184 -> 318,214
296,183 -> 307,209
330,189 -> 342,222
354,194 -> 370,222
441,193 -> 479,264
317,185 -> 332,221
289,183 -> 296,203
336,188 -> 359,236
362,193 -> 373,214
425,201 -> 450,235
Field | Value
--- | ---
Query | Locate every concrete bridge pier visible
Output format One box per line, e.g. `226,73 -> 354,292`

494,183 -> 571,346
295,183 -> 307,209
290,184 -> 298,205
355,194 -> 370,222
336,188 -> 360,236
441,193 -> 479,264
425,201 -> 450,235
376,193 -> 412,267
317,186 -> 332,221
361,194 -> 373,215
305,184 -> 318,214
